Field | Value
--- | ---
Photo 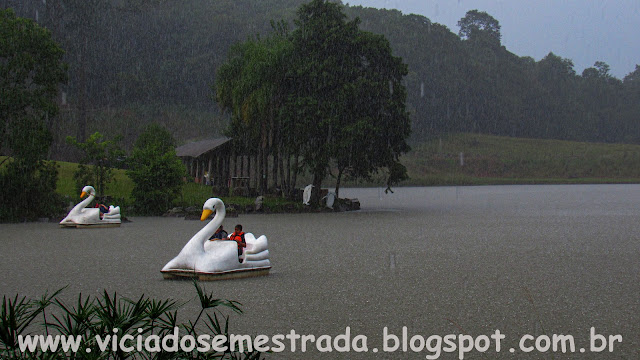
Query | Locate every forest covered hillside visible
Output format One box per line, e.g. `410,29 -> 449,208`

4,0 -> 640,159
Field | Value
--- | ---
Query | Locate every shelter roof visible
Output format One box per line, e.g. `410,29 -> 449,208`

175,137 -> 230,158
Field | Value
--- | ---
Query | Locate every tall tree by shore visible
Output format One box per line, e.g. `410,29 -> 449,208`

215,0 -> 411,205
0,9 -> 67,221
283,0 -> 410,203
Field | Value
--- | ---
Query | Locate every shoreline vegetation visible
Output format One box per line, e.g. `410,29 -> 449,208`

0,280 -> 263,359
4,133 -> 640,220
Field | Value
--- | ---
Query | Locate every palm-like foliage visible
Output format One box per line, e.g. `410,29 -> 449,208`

215,23 -> 293,195
0,282 -> 263,359
0,295 -> 44,357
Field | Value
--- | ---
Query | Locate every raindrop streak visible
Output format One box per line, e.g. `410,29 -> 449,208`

456,186 -> 462,200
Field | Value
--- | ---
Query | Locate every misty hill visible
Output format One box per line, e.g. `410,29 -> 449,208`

5,0 -> 640,158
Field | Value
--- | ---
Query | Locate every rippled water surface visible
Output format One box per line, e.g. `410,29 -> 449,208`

1,185 -> 639,358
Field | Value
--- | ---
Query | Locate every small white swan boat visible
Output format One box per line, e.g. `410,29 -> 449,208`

161,198 -> 271,281
59,185 -> 121,228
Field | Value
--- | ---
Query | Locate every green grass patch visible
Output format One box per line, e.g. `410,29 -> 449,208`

55,160 -> 134,199
400,133 -> 640,186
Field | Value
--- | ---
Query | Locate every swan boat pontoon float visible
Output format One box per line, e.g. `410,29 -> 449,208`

60,186 -> 121,228
161,198 -> 271,281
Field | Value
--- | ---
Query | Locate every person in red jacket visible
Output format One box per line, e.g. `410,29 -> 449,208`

95,203 -> 109,220
228,224 -> 247,258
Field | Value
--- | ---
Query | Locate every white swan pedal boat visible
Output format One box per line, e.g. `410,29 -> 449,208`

59,185 -> 121,228
161,198 -> 271,281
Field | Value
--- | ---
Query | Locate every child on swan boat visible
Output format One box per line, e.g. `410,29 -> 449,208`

209,225 -> 247,261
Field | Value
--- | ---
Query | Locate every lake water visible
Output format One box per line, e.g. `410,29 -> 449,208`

1,185 -> 639,359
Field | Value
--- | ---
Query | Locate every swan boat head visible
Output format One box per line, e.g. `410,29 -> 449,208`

80,185 -> 96,199
201,197 -> 225,222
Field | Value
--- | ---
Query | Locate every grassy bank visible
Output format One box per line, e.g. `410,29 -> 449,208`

400,133 -> 640,186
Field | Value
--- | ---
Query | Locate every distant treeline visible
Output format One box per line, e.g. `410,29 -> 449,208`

347,7 -> 640,144
6,0 -> 640,149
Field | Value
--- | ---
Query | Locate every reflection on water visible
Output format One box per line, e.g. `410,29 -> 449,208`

1,184 -> 639,358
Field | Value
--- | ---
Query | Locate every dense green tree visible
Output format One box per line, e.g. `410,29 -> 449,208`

328,29 -> 411,197
580,61 -> 623,142
1,8 -> 66,157
0,9 -> 67,221
0,158 -> 61,221
66,132 -> 124,196
214,1 -> 411,203
127,124 -> 186,215
532,52 -> 581,139
281,0 -> 410,205
620,65 -> 640,143
457,9 -> 501,46
344,7 -> 465,138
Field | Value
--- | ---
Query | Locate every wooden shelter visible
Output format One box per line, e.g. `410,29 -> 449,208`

176,138 -> 232,188
176,137 -> 285,196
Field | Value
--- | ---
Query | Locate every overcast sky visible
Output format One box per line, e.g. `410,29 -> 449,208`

344,0 -> 640,79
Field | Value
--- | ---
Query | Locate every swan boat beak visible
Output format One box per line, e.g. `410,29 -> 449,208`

80,191 -> 87,198
201,209 -> 213,221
